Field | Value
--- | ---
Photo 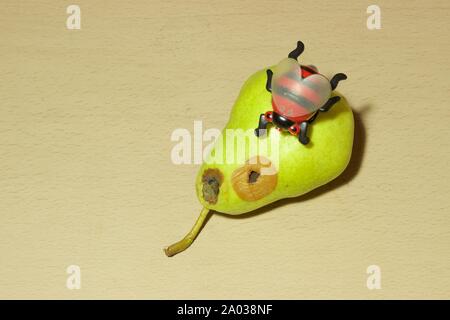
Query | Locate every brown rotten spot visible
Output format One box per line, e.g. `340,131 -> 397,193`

231,156 -> 278,201
201,168 -> 223,205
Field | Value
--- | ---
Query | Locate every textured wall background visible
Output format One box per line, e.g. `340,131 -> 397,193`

0,0 -> 449,299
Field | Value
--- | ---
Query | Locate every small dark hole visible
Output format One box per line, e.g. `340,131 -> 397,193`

248,171 -> 260,183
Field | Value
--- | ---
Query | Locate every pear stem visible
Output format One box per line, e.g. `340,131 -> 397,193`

164,208 -> 210,257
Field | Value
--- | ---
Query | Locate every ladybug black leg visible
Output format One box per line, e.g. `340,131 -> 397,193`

299,121 -> 310,145
288,41 -> 305,61
330,73 -> 347,90
320,96 -> 341,112
265,69 -> 273,93
255,113 -> 269,137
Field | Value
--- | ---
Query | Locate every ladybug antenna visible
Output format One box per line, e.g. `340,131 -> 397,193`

288,41 -> 305,60
330,73 -> 347,90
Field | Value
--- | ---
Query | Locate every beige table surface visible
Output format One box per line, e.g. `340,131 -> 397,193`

1,0 -> 449,299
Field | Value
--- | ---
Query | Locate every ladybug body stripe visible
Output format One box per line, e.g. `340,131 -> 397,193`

273,86 -> 316,112
276,76 -> 322,106
285,72 -> 323,93
271,95 -> 311,120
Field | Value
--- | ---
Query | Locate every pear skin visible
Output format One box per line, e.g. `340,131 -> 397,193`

165,67 -> 354,257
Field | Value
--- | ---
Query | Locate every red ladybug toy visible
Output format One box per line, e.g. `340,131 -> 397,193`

255,41 -> 347,144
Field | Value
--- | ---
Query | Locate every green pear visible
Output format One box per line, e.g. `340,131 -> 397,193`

165,67 -> 354,257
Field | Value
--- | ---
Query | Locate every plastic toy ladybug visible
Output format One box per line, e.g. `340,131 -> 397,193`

254,41 -> 347,144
